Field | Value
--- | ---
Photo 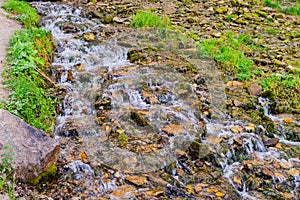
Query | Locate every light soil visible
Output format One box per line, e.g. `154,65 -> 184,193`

0,0 -> 21,103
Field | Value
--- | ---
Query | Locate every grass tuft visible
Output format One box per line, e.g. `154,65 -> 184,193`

131,10 -> 172,28
198,32 -> 254,81
264,0 -> 300,16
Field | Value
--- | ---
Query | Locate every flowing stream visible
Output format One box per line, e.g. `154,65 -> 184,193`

31,2 -> 300,199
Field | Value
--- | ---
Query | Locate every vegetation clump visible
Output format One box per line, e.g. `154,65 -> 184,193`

198,32 -> 254,81
2,0 -> 40,28
264,0 -> 300,16
131,10 -> 172,28
2,0 -> 57,133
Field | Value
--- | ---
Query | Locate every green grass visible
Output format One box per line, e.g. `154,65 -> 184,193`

264,0 -> 280,8
264,0 -> 300,16
1,0 -> 40,28
131,10 -> 172,28
261,73 -> 300,100
284,4 -> 300,15
198,32 -> 254,81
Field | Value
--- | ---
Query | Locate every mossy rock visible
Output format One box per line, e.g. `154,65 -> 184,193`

188,141 -> 210,160
28,164 -> 58,185
215,7 -> 228,14
130,111 -> 149,126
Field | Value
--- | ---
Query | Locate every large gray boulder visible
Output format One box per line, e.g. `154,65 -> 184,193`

0,109 -> 60,182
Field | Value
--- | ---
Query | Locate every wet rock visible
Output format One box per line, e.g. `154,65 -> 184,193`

188,142 -> 210,160
130,111 -> 149,126
0,109 -> 60,182
244,123 -> 255,132
64,160 -> 94,180
287,168 -> 300,177
125,175 -> 147,186
263,137 -> 279,147
110,185 -> 136,198
248,83 -> 262,96
230,126 -> 240,133
95,96 -> 111,110
113,16 -> 124,23
279,159 -> 293,169
162,124 -> 183,135
82,32 -> 96,41
283,118 -> 293,123
141,90 -> 159,104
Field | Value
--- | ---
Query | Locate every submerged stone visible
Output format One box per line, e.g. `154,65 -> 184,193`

188,142 -> 210,160
0,109 -> 60,182
130,111 -> 150,126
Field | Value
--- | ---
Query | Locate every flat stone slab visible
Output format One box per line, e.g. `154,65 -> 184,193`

0,109 -> 60,182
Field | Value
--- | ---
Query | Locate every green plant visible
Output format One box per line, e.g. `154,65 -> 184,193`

198,32 -> 254,81
226,14 -> 234,22
118,133 -> 129,147
264,0 -> 280,8
266,28 -> 279,35
1,0 -> 40,28
131,10 -> 172,28
284,4 -> 300,15
4,29 -> 56,133
260,73 -> 300,106
264,0 -> 300,16
0,143 -> 16,199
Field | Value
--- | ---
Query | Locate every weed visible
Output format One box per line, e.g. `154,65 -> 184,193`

118,133 -> 129,147
0,143 -> 16,199
226,14 -> 235,22
131,10 -> 172,28
1,0 -> 40,28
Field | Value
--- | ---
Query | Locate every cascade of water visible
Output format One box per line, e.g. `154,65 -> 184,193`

30,2 -> 300,199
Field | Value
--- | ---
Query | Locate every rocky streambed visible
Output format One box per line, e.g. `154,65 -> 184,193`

11,1 -> 300,200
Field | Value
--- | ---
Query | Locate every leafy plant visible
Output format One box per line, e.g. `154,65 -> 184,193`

2,0 -> 57,133
131,10 -> 172,28
4,29 -> 56,133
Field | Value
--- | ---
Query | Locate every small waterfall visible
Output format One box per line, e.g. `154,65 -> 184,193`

30,2 -> 300,199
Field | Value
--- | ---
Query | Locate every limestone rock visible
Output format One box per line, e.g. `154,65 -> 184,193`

0,109 -> 60,182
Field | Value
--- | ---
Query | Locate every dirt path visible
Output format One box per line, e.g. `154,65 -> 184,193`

0,0 -> 21,103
